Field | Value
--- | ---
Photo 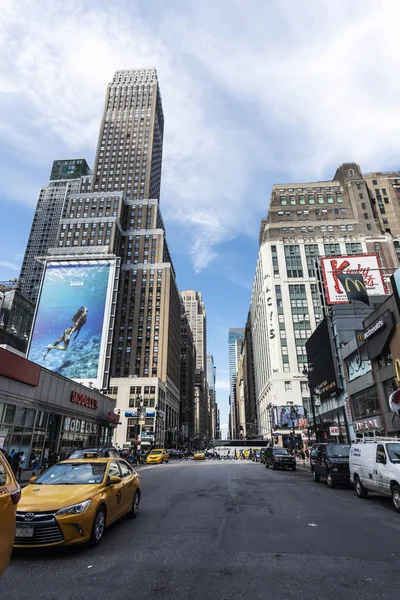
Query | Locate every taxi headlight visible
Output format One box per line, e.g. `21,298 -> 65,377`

56,500 -> 92,516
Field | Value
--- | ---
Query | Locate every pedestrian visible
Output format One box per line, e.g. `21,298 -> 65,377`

32,454 -> 40,476
10,451 -> 20,478
18,451 -> 25,481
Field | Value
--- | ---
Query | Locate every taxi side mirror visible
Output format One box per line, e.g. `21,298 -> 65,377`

29,476 -> 38,484
108,475 -> 122,486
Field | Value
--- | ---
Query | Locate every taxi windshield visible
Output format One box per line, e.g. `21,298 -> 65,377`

387,443 -> 400,463
150,450 -> 162,455
33,462 -> 107,485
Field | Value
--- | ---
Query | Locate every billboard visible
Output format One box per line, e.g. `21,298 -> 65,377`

305,317 -> 339,400
320,253 -> 387,304
272,405 -> 307,428
28,260 -> 116,389
391,267 -> 400,312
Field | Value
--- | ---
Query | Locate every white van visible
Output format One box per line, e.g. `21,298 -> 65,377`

349,437 -> 400,512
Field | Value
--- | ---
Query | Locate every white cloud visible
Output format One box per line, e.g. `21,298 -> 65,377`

215,380 -> 230,391
0,261 -> 20,271
1,0 -> 400,272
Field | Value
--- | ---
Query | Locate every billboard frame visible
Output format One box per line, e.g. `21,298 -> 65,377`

27,257 -> 119,392
320,253 -> 387,305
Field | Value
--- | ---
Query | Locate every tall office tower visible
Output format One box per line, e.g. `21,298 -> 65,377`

38,69 -> 181,451
180,308 -> 196,447
181,290 -> 208,440
92,69 -> 163,200
206,353 -> 217,439
180,290 -> 207,371
228,328 -> 244,439
250,162 -> 400,439
20,159 -> 91,302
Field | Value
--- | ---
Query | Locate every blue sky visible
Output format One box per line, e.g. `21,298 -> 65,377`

1,0 -> 400,436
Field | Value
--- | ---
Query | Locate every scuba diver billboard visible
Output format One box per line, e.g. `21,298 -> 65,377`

28,260 -> 115,387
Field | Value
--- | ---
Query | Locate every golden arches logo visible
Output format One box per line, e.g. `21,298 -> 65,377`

344,277 -> 366,293
395,359 -> 400,383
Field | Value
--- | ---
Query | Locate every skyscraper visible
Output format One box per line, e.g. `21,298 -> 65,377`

206,353 -> 217,439
20,159 -> 91,302
25,69 -> 181,450
180,290 -> 207,371
181,290 -> 208,441
228,328 -> 244,439
91,69 -> 163,200
250,162 -> 400,440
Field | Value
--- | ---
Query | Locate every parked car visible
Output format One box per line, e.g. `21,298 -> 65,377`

310,443 -> 351,488
0,451 -> 20,575
69,447 -> 119,459
349,437 -> 400,512
265,447 -> 296,470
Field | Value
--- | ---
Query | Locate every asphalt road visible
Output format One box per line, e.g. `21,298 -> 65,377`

2,460 -> 400,600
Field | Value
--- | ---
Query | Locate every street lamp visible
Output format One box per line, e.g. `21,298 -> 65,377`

302,363 -> 318,443
136,394 -> 145,452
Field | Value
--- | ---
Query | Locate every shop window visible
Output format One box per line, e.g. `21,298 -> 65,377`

351,386 -> 380,420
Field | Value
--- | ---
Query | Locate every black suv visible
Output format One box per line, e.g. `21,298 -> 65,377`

265,447 -> 296,471
310,443 -> 350,487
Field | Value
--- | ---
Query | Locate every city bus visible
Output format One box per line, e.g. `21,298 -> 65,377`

210,439 -> 269,459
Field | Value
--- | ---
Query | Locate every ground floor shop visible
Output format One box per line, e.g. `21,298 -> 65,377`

0,348 -> 117,468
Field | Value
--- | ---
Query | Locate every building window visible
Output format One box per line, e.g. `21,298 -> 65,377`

304,244 -> 319,277
351,386 -> 380,420
345,242 -> 362,255
394,241 -> 400,265
324,243 -> 341,256
284,245 -> 303,278
271,245 -> 279,277
284,381 -> 292,391
372,179 -> 378,185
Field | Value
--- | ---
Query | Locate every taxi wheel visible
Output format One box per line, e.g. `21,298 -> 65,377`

89,505 -> 106,547
127,490 -> 140,519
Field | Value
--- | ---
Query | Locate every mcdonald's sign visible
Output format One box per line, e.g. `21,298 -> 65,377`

320,253 -> 387,304
395,359 -> 400,384
336,273 -> 369,305
389,324 -> 400,383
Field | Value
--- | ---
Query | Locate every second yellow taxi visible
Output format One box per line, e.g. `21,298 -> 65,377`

14,454 -> 141,548
193,451 -> 206,460
146,449 -> 169,464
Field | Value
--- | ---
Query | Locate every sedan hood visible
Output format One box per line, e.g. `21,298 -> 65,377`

19,484 -> 100,512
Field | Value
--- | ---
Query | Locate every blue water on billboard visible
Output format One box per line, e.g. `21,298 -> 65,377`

28,263 -> 111,380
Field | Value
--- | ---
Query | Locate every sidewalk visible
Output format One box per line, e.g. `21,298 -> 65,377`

295,459 -> 311,473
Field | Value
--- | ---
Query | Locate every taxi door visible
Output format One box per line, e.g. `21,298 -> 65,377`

104,461 -> 125,523
117,460 -> 137,515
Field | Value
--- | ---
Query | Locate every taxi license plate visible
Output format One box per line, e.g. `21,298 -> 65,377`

16,526 -> 34,538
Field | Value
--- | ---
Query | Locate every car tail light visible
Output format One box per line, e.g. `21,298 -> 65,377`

11,486 -> 21,505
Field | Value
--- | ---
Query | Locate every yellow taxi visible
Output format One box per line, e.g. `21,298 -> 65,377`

14,454 -> 141,548
0,451 -> 21,576
193,451 -> 206,460
146,449 -> 169,464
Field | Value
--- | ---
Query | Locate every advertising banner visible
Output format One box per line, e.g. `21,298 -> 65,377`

320,254 -> 387,304
28,260 -> 115,389
345,350 -> 371,382
272,405 -> 307,428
